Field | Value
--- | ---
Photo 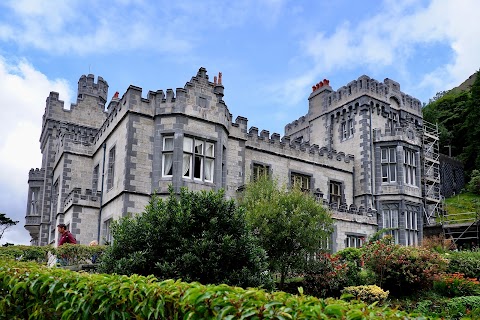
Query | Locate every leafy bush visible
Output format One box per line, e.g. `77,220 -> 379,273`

413,296 -> 480,319
334,247 -> 370,286
362,237 -> 448,295
0,245 -> 51,263
303,253 -> 349,298
467,169 -> 480,194
0,259 -> 420,320
444,250 -> 480,278
99,187 -> 273,289
342,285 -> 389,304
433,272 -> 480,297
422,234 -> 456,253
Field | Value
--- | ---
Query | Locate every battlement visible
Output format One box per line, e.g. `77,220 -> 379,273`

28,168 -> 45,181
77,74 -> 108,103
64,187 -> 101,211
246,126 -> 355,165
373,124 -> 422,145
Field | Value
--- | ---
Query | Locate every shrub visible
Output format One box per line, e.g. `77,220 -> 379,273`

99,187 -> 273,289
444,250 -> 480,278
466,169 -> 480,194
0,245 -> 51,263
342,285 -> 389,304
362,237 -> 448,295
422,234 -> 456,253
334,247 -> 370,286
433,272 -> 480,297
303,253 -> 349,298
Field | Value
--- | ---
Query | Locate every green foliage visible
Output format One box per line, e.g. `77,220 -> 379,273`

433,272 -> 480,297
0,245 -> 51,263
362,237 -> 448,295
303,253 -> 350,298
0,259 -> 421,320
422,71 -> 480,177
334,248 -> 368,286
342,285 -> 389,304
0,213 -> 18,240
467,169 -> 480,194
239,177 -> 333,289
444,250 -> 480,278
55,243 -> 106,265
413,296 -> 480,319
99,187 -> 273,289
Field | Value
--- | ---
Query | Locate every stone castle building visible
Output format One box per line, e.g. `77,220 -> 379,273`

25,67 -> 429,252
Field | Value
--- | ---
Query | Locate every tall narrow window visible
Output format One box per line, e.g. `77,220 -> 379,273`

253,163 -> 270,181
382,203 -> 399,244
349,119 -> 354,137
162,136 -> 174,177
291,172 -> 310,192
329,181 -> 342,206
103,219 -> 113,245
405,204 -> 419,246
107,146 -> 116,190
92,165 -> 99,191
404,148 -> 417,186
342,122 -> 348,140
381,147 -> 397,183
183,137 -> 215,182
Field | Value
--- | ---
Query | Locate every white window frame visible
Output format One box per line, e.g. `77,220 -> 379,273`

382,203 -> 399,244
162,136 -> 174,177
405,204 -> 419,246
381,147 -> 397,183
291,172 -> 311,192
403,148 -> 417,186
345,235 -> 365,248
183,137 -> 214,182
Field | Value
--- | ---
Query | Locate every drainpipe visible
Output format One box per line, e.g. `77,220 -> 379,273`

97,143 -> 107,243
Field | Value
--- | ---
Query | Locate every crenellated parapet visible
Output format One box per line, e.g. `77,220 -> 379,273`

246,126 -> 355,167
63,188 -> 101,212
28,168 -> 45,182
373,123 -> 422,145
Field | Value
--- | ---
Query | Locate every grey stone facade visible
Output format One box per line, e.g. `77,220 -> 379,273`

25,68 -> 426,251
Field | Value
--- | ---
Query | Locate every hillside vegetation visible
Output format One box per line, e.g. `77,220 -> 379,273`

422,70 -> 480,180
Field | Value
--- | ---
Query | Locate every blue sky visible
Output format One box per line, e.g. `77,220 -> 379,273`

1,0 -> 479,245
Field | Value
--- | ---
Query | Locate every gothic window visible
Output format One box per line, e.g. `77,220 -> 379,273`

162,136 -> 174,177
382,203 -> 399,244
404,148 -> 417,186
30,188 -> 40,215
291,172 -> 311,192
252,163 -> 270,181
183,137 -> 215,182
107,146 -> 116,190
329,181 -> 342,206
52,180 -> 59,216
92,165 -> 99,191
381,147 -> 397,183
345,235 -> 365,248
405,204 -> 419,246
349,119 -> 354,137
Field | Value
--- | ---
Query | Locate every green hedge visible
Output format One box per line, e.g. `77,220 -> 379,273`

0,259 -> 421,320
0,244 -> 106,266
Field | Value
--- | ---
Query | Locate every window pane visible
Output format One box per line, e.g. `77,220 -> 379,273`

194,155 -> 203,179
205,158 -> 214,182
183,154 -> 191,177
381,149 -> 388,162
195,140 -> 204,154
389,148 -> 396,162
205,142 -> 214,157
183,137 -> 193,152
163,137 -> 174,151
163,153 -> 173,176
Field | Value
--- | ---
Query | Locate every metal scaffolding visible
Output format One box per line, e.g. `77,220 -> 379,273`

422,121 -> 443,225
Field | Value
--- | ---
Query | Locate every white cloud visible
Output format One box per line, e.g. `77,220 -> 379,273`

0,0 -> 286,56
274,0 -> 480,105
0,56 -> 71,245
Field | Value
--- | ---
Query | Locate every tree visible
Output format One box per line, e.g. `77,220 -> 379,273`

0,213 -> 18,241
98,187 -> 273,289
239,177 -> 334,289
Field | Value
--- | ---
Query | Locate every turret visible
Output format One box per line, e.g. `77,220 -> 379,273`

77,74 -> 109,104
